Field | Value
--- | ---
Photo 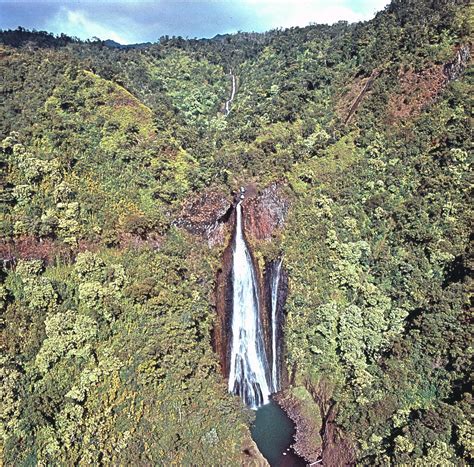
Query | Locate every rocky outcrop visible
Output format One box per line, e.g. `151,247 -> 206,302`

321,406 -> 356,467
242,430 -> 269,466
0,237 -> 66,267
444,44 -> 470,82
276,391 -> 322,463
308,379 -> 356,466
212,182 -> 290,378
175,188 -> 233,247
213,237 -> 234,375
241,183 -> 289,242
388,63 -> 449,119
176,182 -> 289,246
276,379 -> 357,466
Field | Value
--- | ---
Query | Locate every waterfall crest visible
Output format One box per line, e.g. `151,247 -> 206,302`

228,202 -> 271,408
271,258 -> 283,392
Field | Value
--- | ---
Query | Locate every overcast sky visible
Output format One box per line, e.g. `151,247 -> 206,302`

0,1 -> 390,44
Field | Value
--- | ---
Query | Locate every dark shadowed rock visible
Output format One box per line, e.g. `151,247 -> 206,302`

175,188 -> 233,246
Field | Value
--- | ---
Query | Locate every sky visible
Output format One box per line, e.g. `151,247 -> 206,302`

0,0 -> 390,44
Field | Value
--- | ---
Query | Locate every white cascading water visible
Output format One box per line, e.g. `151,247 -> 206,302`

271,258 -> 283,392
225,70 -> 236,116
228,201 -> 271,409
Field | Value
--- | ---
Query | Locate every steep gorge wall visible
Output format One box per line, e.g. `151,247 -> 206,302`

214,183 -> 289,378
177,182 -> 290,377
264,259 -> 289,388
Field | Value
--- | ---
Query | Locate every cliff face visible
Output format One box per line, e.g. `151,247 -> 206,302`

263,259 -> 289,388
214,237 -> 234,376
213,183 -> 289,378
176,182 -> 289,245
444,44 -> 471,82
179,183 -> 289,379
175,188 -> 233,247
241,183 -> 289,242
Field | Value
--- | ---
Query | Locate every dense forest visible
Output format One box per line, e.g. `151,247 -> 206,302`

1,0 -> 472,465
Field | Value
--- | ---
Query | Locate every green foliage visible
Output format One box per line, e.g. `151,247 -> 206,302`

0,0 -> 471,463
282,55 -> 472,462
2,236 -> 247,465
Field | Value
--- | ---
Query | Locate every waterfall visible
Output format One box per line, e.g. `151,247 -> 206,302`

225,70 -> 236,116
228,202 -> 271,409
271,258 -> 283,392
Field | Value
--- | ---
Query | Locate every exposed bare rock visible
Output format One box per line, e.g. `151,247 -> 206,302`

241,182 -> 289,242
444,44 -> 471,82
118,232 -> 163,250
175,188 -> 233,246
176,182 -> 289,246
275,390 -> 322,464
277,380 -> 357,467
321,406 -> 356,467
213,238 -> 234,375
305,379 -> 356,466
242,431 -> 269,467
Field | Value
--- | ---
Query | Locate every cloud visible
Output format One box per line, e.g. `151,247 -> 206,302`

244,0 -> 389,29
46,7 -> 133,43
40,2 -> 253,43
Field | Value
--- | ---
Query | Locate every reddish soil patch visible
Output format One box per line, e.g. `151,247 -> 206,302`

388,63 -> 447,120
0,237 -> 74,266
388,45 -> 471,121
0,233 -> 162,268
338,45 -> 470,125
110,94 -> 139,108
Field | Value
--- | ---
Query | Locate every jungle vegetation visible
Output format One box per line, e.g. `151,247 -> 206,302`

1,0 -> 472,464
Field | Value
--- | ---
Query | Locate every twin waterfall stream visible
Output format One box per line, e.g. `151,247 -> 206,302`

271,258 -> 283,393
227,201 -> 281,409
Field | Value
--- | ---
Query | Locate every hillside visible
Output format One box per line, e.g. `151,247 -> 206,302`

1,0 -> 472,465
